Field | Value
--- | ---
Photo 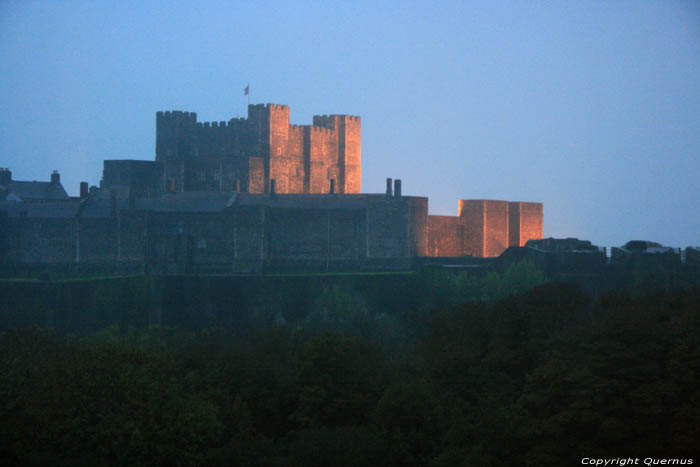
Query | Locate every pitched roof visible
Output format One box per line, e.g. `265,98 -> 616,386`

6,180 -> 69,201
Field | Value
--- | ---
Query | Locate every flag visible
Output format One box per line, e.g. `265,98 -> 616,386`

244,85 -> 249,96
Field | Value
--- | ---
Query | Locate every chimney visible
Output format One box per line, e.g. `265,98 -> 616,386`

386,178 -> 393,197
329,178 -> 335,195
80,182 -> 89,199
270,178 -> 276,196
51,170 -> 60,184
394,179 -> 402,197
0,168 -> 11,186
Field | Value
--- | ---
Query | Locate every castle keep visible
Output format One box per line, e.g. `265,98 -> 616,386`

0,103 -> 543,272
153,104 -> 361,195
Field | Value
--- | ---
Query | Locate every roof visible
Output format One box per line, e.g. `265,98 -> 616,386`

6,180 -> 69,201
0,192 -> 428,217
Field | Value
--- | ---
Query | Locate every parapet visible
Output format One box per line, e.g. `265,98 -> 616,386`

457,199 -> 509,217
198,121 -> 240,128
156,110 -> 198,122
309,126 -> 332,135
248,103 -> 289,111
312,114 -> 361,130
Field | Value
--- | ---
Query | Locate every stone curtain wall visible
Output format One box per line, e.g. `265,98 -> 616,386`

428,200 -> 544,258
459,200 -> 486,257
509,202 -> 543,247
2,195 -> 428,271
482,200 -> 510,257
427,215 -> 465,257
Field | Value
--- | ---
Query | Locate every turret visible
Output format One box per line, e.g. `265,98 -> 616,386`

155,110 -> 197,192
312,114 -> 361,193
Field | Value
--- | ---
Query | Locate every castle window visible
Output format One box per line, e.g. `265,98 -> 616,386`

197,239 -> 207,249
199,170 -> 206,181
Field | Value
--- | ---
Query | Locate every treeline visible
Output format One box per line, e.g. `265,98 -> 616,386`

1,281 -> 699,465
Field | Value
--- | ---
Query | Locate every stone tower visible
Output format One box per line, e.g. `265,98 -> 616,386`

155,104 -> 361,194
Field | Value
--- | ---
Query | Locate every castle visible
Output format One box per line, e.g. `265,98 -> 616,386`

104,104 -> 360,197
0,103 -> 543,273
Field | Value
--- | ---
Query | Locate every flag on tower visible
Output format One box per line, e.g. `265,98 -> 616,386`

244,85 -> 249,96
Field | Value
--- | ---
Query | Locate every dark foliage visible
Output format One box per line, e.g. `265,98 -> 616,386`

1,277 -> 699,465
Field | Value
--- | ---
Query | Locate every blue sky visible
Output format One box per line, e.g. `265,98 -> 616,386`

1,0 -> 698,247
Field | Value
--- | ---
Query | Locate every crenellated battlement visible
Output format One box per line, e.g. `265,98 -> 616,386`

248,103 -> 289,111
290,123 -> 334,135
314,114 -> 360,121
191,117 -> 250,129
313,114 -> 361,129
157,110 -> 198,122
156,103 -> 361,195
309,126 -> 333,135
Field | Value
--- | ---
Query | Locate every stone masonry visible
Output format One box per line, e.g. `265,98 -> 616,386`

427,200 -> 543,258
155,104 -> 361,195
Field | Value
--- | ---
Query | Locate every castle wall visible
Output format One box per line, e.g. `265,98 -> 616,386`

286,125 -> 306,193
231,206 -> 266,263
118,211 -> 148,261
329,209 -> 366,258
340,116 -> 362,193
427,215 -> 465,257
79,219 -> 118,262
408,197 -> 428,257
483,200 -> 509,257
459,200 -> 510,258
156,111 -> 197,193
187,119 -> 253,192
366,196 -> 428,258
307,126 -> 336,194
248,158 -> 265,193
268,105 -> 305,194
508,202 -> 543,247
5,218 -> 76,262
459,200 -> 485,257
267,208 -> 365,259
312,115 -> 362,193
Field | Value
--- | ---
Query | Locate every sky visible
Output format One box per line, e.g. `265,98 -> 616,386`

1,0 -> 698,248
